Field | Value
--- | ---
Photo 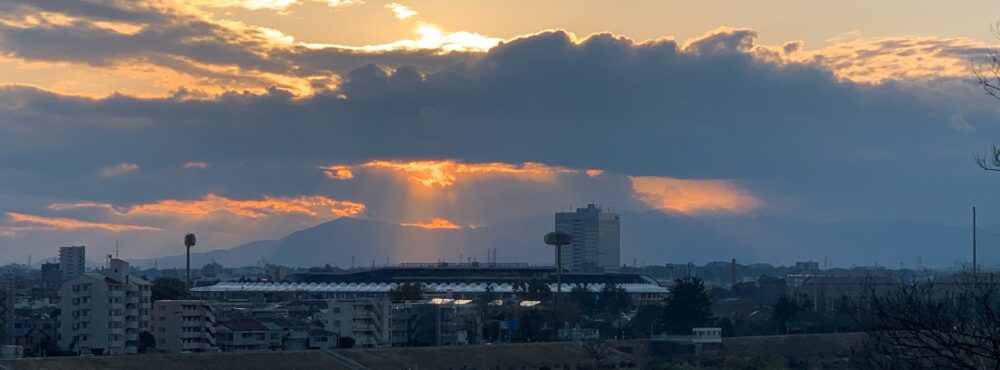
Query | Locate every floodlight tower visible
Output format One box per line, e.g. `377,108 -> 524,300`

544,231 -> 572,308
184,233 -> 196,290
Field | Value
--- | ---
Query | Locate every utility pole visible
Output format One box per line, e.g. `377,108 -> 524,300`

973,207 -> 978,282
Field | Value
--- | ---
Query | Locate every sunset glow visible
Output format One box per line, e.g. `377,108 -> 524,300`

630,176 -> 761,215
400,218 -> 462,230
357,160 -> 575,188
5,212 -> 161,233
50,194 -> 366,219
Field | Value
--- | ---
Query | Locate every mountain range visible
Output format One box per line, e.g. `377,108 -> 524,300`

137,212 -> 996,269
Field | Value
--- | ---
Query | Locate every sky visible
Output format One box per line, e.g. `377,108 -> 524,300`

3,0 -> 1000,267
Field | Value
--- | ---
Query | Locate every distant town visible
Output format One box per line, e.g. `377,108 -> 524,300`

0,205 -> 983,367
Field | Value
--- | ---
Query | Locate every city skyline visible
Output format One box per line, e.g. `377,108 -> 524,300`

4,1 -> 1000,268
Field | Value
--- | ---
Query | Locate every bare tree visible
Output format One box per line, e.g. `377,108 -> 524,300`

852,275 -> 1000,370
973,23 -> 1000,171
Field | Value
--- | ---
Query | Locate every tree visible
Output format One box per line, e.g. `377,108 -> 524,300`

625,305 -> 664,338
389,282 -> 423,302
771,295 -> 802,334
151,277 -> 187,302
336,336 -> 356,349
974,23 -> 1000,171
662,277 -> 712,334
597,284 -> 632,317
567,285 -> 597,315
138,332 -> 156,353
517,279 -> 551,301
851,276 -> 1000,369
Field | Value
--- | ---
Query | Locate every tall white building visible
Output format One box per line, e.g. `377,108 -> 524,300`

555,204 -> 620,272
58,258 -> 152,355
151,300 -> 217,353
59,246 -> 86,282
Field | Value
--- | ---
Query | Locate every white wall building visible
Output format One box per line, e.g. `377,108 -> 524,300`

58,258 -> 152,355
322,299 -> 389,348
555,204 -> 621,272
151,300 -> 217,353
59,246 -> 86,282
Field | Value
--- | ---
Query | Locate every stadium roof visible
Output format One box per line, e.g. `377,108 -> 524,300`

191,281 -> 668,294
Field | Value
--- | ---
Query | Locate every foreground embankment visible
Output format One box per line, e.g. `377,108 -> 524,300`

0,333 -> 865,370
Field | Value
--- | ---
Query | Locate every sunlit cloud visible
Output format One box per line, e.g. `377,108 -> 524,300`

630,176 -> 761,215
400,217 -> 462,230
386,3 -> 417,19
320,165 -> 354,180
183,161 -> 210,169
187,0 -> 362,11
5,212 -> 160,232
51,193 -> 366,219
585,169 -> 604,178
355,160 -> 575,187
99,163 -> 139,177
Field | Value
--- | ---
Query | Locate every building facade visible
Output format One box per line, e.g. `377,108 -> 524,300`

151,300 -> 217,353
0,280 -> 12,345
323,299 -> 389,348
390,300 -> 479,347
555,204 -> 621,272
59,246 -> 86,282
57,258 -> 151,355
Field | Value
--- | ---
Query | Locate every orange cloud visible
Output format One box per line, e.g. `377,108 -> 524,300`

585,169 -> 604,177
5,212 -> 160,232
400,218 -> 462,230
356,160 -> 575,187
320,165 -> 354,180
630,176 -> 760,215
50,193 -> 366,219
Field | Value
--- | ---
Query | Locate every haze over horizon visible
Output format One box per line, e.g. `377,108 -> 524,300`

4,0 -> 1000,268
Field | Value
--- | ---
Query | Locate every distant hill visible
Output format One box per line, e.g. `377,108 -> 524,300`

136,216 -> 553,268
138,212 -> 998,269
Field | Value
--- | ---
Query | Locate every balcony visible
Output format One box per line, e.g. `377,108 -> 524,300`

353,324 -> 377,332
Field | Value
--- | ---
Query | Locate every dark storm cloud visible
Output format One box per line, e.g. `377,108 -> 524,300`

2,27 -> 1000,265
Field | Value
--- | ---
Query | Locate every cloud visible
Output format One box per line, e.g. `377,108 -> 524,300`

0,0 -> 987,100
99,163 -> 139,177
1,25 -> 999,265
4,212 -> 160,232
948,114 -> 977,134
182,161 -> 210,169
320,165 -> 354,179
400,217 -> 461,230
630,176 -> 761,215
354,160 -> 575,188
51,193 -> 366,219
386,3 -> 417,19
187,0 -> 362,11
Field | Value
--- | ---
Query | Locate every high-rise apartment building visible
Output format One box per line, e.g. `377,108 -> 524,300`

58,258 -> 152,355
151,300 -> 217,353
59,246 -> 86,282
555,204 -> 620,272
